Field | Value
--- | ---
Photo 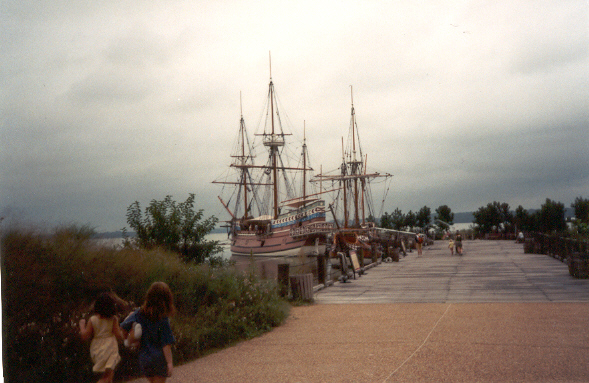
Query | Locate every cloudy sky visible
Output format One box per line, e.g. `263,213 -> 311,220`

1,0 -> 588,232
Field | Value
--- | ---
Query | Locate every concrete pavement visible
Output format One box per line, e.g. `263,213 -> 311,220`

124,240 -> 589,382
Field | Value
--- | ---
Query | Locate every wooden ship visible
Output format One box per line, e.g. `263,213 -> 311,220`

213,67 -> 333,258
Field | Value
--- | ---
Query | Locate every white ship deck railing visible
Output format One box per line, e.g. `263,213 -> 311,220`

290,222 -> 336,237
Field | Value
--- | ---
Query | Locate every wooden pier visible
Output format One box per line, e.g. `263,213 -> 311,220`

315,239 -> 589,303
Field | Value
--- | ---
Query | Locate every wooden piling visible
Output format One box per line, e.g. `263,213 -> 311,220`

278,263 -> 290,297
290,274 -> 313,301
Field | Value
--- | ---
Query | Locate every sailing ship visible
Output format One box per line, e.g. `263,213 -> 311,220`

311,87 -> 411,265
213,57 -> 414,270
213,70 -> 334,257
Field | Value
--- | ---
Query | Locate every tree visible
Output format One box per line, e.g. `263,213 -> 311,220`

473,201 -> 512,235
404,210 -> 416,231
416,206 -> 431,230
498,202 -> 514,233
538,198 -> 566,233
514,205 -> 535,233
473,203 -> 499,235
125,194 -> 221,263
571,197 -> 589,224
380,212 -> 392,229
391,208 -> 406,230
434,205 -> 454,231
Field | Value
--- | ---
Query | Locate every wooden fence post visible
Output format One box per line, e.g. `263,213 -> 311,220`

290,274 -> 313,301
278,263 -> 290,298
317,255 -> 326,286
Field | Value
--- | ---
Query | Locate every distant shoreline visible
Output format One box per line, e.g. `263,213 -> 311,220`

89,213 -> 482,238
92,228 -> 227,238
94,208 -> 576,237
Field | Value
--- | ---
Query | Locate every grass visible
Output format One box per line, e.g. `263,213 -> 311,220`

1,225 -> 290,383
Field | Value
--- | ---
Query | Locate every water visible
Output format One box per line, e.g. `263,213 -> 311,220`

205,232 -> 232,259
449,222 -> 476,232
93,232 -> 232,259
97,226 -> 475,260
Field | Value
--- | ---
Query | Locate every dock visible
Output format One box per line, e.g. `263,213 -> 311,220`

315,239 -> 589,303
126,240 -> 589,382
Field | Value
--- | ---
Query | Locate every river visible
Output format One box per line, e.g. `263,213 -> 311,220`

96,224 -> 475,260
93,232 -> 232,259
205,232 -> 232,259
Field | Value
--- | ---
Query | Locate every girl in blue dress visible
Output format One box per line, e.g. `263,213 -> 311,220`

122,282 -> 176,383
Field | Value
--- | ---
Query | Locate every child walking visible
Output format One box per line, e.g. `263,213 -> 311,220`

455,232 -> 463,255
79,292 -> 124,383
122,281 -> 176,383
415,234 -> 424,256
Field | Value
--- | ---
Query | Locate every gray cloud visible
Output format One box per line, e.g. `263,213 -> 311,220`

1,0 -> 587,231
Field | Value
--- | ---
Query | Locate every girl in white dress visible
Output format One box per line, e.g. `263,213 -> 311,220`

79,292 -> 124,383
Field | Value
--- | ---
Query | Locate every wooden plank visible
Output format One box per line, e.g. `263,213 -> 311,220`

349,250 -> 361,271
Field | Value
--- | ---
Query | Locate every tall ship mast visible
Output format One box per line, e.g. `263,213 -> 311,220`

213,92 -> 260,223
213,62 -> 334,257
309,87 -> 415,275
312,86 -> 392,229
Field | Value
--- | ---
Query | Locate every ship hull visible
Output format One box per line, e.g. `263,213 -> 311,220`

230,218 -> 330,257
230,200 -> 334,257
231,240 -> 326,257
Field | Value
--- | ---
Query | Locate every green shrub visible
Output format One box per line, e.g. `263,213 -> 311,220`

125,194 -> 222,263
1,225 -> 289,383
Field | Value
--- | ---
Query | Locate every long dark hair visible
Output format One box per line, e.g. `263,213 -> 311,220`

94,292 -> 117,318
141,282 -> 176,321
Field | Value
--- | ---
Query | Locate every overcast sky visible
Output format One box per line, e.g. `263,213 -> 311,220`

1,0 -> 588,232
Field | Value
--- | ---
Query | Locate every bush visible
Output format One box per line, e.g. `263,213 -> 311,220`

125,194 -> 222,263
523,239 -> 535,254
1,225 -> 289,383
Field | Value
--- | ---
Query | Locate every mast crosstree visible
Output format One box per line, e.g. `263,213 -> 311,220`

312,86 -> 392,228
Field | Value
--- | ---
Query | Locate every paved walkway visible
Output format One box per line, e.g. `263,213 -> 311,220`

125,240 -> 589,382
